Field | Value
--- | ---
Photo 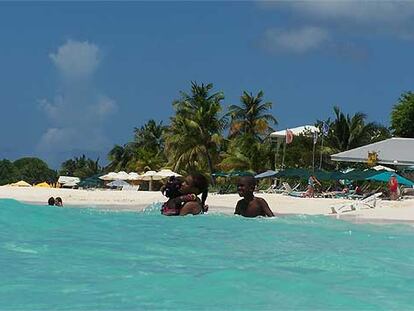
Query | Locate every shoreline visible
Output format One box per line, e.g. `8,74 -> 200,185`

1,186 -> 414,225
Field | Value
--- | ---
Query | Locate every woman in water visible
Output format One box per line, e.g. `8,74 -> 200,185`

161,173 -> 209,216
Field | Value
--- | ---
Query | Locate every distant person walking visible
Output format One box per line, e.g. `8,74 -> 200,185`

304,175 -> 321,198
388,174 -> 399,200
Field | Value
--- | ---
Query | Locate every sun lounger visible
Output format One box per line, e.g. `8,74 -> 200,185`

122,185 -> 140,191
331,192 -> 382,214
261,183 -> 280,194
281,182 -> 307,197
281,182 -> 301,194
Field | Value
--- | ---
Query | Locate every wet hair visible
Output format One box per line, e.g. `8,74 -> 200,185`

239,176 -> 256,188
55,197 -> 63,206
189,173 -> 209,211
48,197 -> 55,206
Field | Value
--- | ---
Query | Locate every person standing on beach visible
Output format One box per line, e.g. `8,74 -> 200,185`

388,174 -> 399,200
234,176 -> 274,218
304,175 -> 321,198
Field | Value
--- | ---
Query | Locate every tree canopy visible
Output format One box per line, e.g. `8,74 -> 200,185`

391,91 -> 414,137
0,157 -> 56,185
59,155 -> 101,179
1,81 -> 402,183
164,82 -> 226,178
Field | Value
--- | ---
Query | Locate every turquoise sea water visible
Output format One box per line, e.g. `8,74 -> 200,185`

1,199 -> 414,310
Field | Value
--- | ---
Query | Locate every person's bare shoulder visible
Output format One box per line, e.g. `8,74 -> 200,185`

254,197 -> 268,204
235,199 -> 243,214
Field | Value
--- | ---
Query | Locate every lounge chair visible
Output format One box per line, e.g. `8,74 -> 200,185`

282,182 -> 306,197
331,192 -> 382,214
260,183 -> 278,193
122,185 -> 140,191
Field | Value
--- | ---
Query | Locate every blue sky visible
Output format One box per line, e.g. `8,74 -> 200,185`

1,1 -> 414,168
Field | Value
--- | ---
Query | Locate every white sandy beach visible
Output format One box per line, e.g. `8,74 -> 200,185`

1,186 -> 414,223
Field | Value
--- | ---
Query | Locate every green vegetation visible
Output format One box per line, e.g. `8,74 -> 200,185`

0,158 -> 56,185
1,81 -> 411,185
165,82 -> 225,179
59,155 -> 102,179
391,91 -> 414,137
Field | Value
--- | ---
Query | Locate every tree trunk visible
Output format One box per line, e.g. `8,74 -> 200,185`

205,147 -> 216,186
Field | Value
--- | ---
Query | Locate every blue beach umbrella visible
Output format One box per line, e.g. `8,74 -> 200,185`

107,180 -> 131,187
212,172 -> 229,178
229,171 -> 256,177
366,172 -> 414,187
255,170 -> 278,179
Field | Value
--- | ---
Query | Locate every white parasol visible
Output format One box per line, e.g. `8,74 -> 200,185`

154,169 -> 182,179
99,172 -> 119,181
140,170 -> 163,191
127,172 -> 141,180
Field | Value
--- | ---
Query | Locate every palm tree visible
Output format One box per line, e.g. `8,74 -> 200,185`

59,155 -> 101,178
227,91 -> 277,141
220,91 -> 277,172
133,119 -> 165,153
107,144 -> 135,172
164,82 -> 226,180
325,106 -> 390,152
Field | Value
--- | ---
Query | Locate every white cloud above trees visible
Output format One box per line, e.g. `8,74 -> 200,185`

38,40 -> 116,155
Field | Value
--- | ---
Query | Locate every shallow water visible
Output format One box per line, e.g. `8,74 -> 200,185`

1,199 -> 413,310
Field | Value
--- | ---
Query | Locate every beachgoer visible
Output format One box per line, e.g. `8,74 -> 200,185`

48,197 -> 55,206
234,176 -> 274,218
388,174 -> 399,200
162,173 -> 209,216
55,197 -> 63,206
355,183 -> 363,195
304,175 -> 321,198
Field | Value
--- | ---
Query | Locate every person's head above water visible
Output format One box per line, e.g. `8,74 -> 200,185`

48,197 -> 55,206
180,173 -> 209,206
237,176 -> 256,197
181,173 -> 208,194
55,197 -> 63,206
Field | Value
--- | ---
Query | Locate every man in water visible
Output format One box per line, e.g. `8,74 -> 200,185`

234,176 -> 275,218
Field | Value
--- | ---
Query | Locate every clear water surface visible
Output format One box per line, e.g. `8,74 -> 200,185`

1,199 -> 413,310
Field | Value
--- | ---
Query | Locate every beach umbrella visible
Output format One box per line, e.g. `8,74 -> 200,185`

313,170 -> 345,181
115,171 -> 130,180
276,168 -> 310,179
341,169 -> 380,181
154,169 -> 182,179
366,171 -> 414,187
212,172 -> 229,178
372,165 -> 395,172
107,180 -> 130,187
99,172 -> 119,181
62,181 -> 78,188
229,171 -> 256,177
78,174 -> 105,188
34,182 -> 51,188
255,170 -> 278,179
127,172 -> 141,180
11,180 -> 32,187
404,165 -> 414,171
140,170 -> 164,191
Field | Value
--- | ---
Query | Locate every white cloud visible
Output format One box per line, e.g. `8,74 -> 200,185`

287,1 -> 414,24
257,1 -> 414,58
38,40 -> 117,155
261,26 -> 329,53
49,39 -> 100,79
259,1 -> 414,39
